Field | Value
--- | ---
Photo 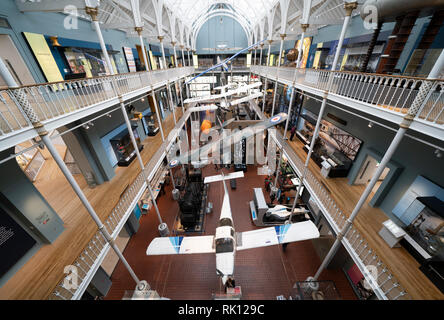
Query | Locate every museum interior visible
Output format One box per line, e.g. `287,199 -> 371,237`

0,0 -> 443,301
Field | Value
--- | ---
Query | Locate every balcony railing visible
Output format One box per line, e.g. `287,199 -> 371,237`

0,67 -> 194,148
49,108 -> 191,300
251,100 -> 409,300
251,65 -> 444,132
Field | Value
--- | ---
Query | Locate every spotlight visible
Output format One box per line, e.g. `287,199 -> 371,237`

88,122 -> 94,127
368,121 -> 373,128
435,149 -> 442,158
141,98 -> 145,102
106,113 -> 112,118
83,124 -> 90,130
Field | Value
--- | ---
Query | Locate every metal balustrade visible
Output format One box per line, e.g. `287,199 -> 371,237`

251,100 -> 410,300
0,67 -> 194,145
252,65 -> 444,128
48,108 -> 191,300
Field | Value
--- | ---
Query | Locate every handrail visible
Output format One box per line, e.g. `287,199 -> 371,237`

252,65 -> 444,130
254,65 -> 442,81
5,67 -> 192,89
0,67 -> 194,143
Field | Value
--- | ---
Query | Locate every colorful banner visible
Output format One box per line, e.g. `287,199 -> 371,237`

123,46 -> 136,72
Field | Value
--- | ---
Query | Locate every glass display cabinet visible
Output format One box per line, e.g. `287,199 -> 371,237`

110,126 -> 143,167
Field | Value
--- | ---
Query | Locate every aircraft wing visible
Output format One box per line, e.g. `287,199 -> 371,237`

204,171 -> 244,184
236,221 -> 319,251
146,235 -> 215,255
221,92 -> 263,107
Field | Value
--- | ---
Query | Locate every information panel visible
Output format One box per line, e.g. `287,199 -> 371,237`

22,32 -> 64,82
0,208 -> 36,278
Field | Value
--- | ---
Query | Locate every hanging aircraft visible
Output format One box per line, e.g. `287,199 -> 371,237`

146,170 -> 320,287
167,113 -> 288,169
183,81 -> 262,104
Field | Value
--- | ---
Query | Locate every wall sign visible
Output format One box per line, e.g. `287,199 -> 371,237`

0,208 -> 36,278
23,32 -> 64,83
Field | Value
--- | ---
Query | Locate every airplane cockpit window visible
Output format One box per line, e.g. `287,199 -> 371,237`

215,238 -> 234,253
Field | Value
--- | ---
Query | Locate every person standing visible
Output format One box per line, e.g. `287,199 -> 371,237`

264,176 -> 271,192
290,125 -> 297,141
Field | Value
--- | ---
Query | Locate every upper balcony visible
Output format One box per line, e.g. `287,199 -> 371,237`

0,67 -> 195,151
251,65 -> 444,141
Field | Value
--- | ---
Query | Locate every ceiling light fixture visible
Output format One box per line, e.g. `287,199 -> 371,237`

435,149 -> 442,158
368,121 -> 373,128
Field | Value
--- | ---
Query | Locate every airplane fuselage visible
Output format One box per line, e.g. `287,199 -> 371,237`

214,218 -> 236,285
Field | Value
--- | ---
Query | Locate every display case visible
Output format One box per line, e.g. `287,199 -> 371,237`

296,109 -> 362,178
141,113 -> 159,136
405,197 -> 444,262
109,125 -> 144,167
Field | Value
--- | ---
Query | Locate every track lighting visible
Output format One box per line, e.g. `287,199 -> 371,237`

83,124 -> 90,130
368,121 -> 373,128
435,149 -> 442,158
106,113 -> 112,118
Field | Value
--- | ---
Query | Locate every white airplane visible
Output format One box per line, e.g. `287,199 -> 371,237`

217,55 -> 229,72
146,171 -> 320,287
220,92 -> 264,108
183,82 -> 262,104
167,113 -> 288,170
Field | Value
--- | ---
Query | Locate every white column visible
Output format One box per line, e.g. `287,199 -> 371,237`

172,42 -> 177,68
187,49 -> 191,67
266,40 -> 272,66
181,46 -> 186,67
136,27 -> 149,71
296,24 -> 308,67
259,43 -> 264,66
158,36 -> 167,69
270,34 -> 286,116
261,40 -> 273,115
86,7 -> 114,75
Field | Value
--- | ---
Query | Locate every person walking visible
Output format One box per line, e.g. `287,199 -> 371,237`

290,125 -> 297,141
159,181 -> 166,196
264,176 -> 271,192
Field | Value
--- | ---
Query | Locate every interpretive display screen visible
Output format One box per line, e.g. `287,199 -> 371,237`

0,208 -> 36,278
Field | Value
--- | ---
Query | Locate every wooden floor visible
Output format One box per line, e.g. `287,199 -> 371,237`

105,165 -> 357,300
280,128 -> 444,300
0,108 -> 182,300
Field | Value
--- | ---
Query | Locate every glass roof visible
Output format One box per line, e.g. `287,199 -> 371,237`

164,0 -> 276,29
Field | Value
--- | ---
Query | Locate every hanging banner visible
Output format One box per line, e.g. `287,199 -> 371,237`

123,46 -> 136,72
